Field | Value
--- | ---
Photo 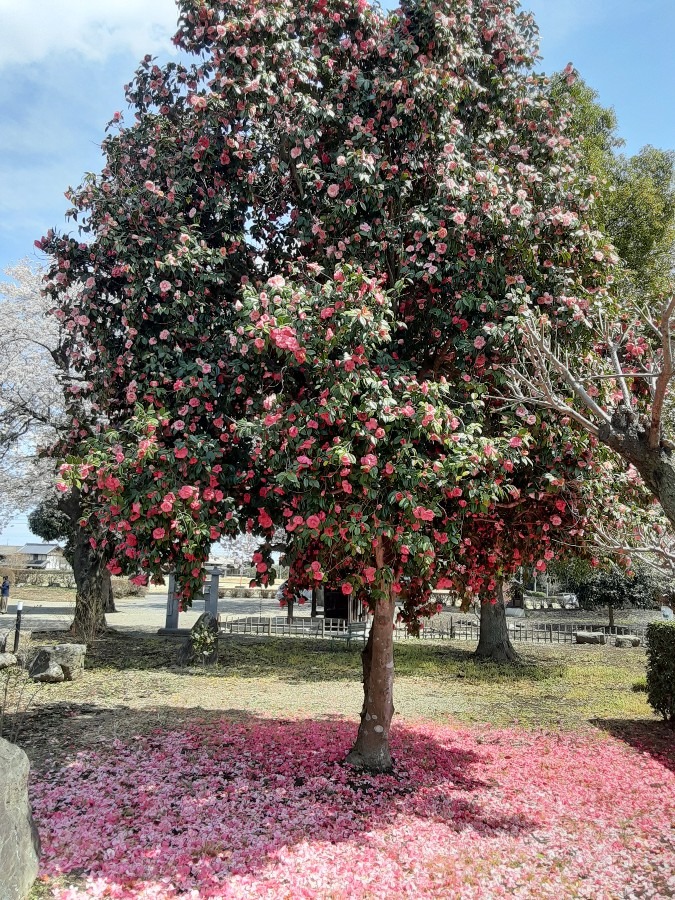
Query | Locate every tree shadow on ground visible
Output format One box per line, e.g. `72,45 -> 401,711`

591,718 -> 675,774
24,708 -> 535,898
30,630 -> 562,684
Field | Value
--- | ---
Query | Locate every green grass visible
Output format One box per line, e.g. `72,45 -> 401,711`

51,631 -> 651,729
79,632 -> 561,682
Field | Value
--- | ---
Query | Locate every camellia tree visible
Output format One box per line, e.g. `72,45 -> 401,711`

44,0 -> 620,766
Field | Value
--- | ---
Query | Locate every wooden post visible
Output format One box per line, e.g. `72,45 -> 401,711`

165,574 -> 179,630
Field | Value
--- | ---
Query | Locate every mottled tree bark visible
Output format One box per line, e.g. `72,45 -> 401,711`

345,590 -> 396,773
69,523 -> 107,639
58,489 -> 108,638
101,568 -> 116,614
474,579 -> 520,663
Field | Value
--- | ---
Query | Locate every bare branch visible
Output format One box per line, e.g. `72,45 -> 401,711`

648,295 -> 675,449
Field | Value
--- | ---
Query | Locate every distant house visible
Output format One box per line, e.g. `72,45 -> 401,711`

16,544 -> 70,570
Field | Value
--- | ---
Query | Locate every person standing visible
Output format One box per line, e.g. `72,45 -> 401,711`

0,575 -> 9,613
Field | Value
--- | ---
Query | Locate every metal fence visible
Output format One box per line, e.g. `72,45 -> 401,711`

219,615 -> 647,645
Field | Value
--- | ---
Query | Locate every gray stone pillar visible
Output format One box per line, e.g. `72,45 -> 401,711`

205,567 -> 223,619
165,573 -> 179,630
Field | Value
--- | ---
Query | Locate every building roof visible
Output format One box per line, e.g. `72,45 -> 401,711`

17,544 -> 63,556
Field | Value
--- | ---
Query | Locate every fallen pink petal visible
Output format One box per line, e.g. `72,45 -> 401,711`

31,718 -> 675,899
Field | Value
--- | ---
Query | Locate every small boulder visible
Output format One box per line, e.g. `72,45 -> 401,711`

0,737 -> 41,899
575,631 -> 607,645
51,644 -> 87,681
27,644 -> 86,683
28,650 -> 65,683
0,653 -> 18,669
615,635 -> 641,648
178,613 -> 219,666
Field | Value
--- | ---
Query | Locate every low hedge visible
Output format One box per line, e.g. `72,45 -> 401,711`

645,622 -> 675,725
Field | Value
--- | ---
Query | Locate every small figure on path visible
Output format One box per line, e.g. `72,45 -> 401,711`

0,575 -> 9,613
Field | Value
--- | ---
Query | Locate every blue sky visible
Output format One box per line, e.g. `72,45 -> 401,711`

1,0 -> 674,545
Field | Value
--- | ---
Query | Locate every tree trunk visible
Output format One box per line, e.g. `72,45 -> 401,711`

69,526 -> 107,639
287,597 -> 294,624
311,588 -> 317,618
58,488 -> 108,639
101,568 -> 116,614
608,602 -> 615,629
345,590 -> 395,773
474,580 -> 520,663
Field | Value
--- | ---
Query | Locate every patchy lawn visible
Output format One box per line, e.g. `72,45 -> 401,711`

4,631 -> 671,898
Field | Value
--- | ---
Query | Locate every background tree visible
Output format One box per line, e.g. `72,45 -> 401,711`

0,262 -> 62,527
553,558 -> 661,628
47,0 -> 620,765
507,77 -> 675,524
29,495 -> 116,613
0,261 -> 114,635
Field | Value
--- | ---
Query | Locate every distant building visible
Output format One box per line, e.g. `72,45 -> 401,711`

16,544 -> 70,570
0,546 -> 22,564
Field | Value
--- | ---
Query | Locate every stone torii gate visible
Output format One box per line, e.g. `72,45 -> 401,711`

161,566 -> 224,633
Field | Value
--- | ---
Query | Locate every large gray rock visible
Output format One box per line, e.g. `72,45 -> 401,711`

178,613 -> 219,666
51,644 -> 86,681
28,650 -> 64,684
575,631 -> 607,645
615,635 -> 641,648
0,738 -> 40,899
28,644 -> 86,683
0,653 -> 18,670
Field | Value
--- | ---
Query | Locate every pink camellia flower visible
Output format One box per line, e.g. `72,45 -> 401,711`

174,447 -> 188,459
336,155 -> 347,166
152,527 -> 165,540
363,567 -> 376,583
550,515 -> 562,526
178,486 -> 194,500
159,329 -> 170,340
327,184 -> 340,198
452,211 -> 466,225
508,436 -> 523,448
412,506 -> 435,521
159,280 -> 171,293
473,336 -> 486,349
306,515 -> 321,530
341,582 -> 353,595
360,454 -> 377,472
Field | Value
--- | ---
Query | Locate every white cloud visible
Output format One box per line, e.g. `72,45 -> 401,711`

0,0 -> 178,69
